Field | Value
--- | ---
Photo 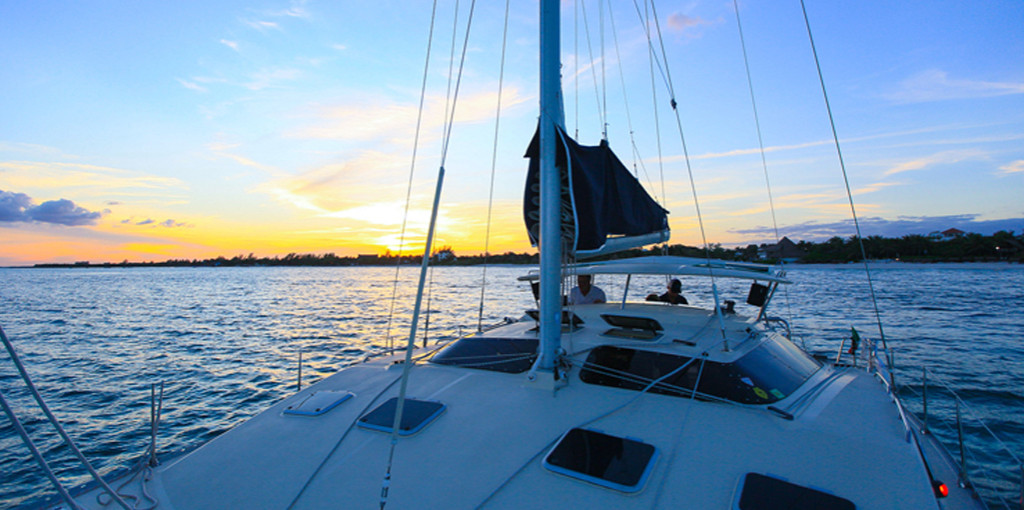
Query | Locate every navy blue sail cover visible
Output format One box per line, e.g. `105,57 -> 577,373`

524,126 -> 669,256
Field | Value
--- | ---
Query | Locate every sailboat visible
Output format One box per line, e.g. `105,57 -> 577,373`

7,1 -> 994,509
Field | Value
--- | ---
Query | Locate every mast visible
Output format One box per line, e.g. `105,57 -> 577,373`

537,0 -> 563,372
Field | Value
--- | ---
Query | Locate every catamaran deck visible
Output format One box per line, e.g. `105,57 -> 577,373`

64,302 -> 972,509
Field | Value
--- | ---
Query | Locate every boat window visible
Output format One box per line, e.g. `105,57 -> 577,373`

525,309 -> 584,331
579,338 -> 820,404
430,337 -> 538,373
357,397 -> 445,436
735,473 -> 854,510
543,428 -> 658,493
600,314 -> 662,340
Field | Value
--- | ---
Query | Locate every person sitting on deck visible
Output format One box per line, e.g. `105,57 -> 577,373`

568,274 -> 606,305
646,278 -> 688,305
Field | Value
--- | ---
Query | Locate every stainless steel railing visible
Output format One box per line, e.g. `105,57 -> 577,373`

900,366 -> 1023,510
0,325 -> 132,510
834,332 -> 1022,510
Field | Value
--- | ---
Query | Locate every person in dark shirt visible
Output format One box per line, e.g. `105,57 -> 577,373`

646,278 -> 687,305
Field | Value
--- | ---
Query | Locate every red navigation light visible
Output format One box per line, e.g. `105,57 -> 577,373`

932,480 -> 949,498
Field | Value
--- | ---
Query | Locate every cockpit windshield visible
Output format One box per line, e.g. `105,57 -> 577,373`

579,336 -> 821,405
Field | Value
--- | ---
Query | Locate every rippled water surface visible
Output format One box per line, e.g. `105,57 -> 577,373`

1,264 -> 1022,508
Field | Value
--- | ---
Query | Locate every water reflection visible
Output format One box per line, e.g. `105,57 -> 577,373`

0,264 -> 1021,507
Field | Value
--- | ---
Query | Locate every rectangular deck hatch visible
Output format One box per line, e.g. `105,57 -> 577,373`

735,473 -> 855,510
357,397 -> 446,436
601,314 -> 662,340
543,428 -> 658,493
283,390 -> 353,417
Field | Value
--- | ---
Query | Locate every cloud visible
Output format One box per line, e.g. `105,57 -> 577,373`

270,0 -> 310,19
290,88 -> 529,143
0,189 -> 102,226
731,214 -> 1024,242
137,219 -> 155,225
663,12 -> 716,37
885,70 -> 1024,103
0,141 -> 73,158
883,149 -> 986,176
244,67 -> 302,91
0,190 -> 33,221
999,160 -> 1024,175
176,78 -> 208,93
220,39 -> 240,52
244,20 -> 280,32
159,219 -> 188,228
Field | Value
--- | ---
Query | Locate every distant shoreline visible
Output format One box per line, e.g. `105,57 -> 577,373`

7,257 -> 1022,270
8,231 -> 1023,269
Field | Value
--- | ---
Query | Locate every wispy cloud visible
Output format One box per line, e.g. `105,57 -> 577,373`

176,78 -> 208,93
885,70 -> 1024,103
220,39 -> 240,52
290,88 -> 529,144
883,149 -> 986,176
0,141 -> 74,158
243,19 -> 281,32
270,0 -> 311,19
244,67 -> 301,90
999,159 -> 1024,175
0,161 -> 186,194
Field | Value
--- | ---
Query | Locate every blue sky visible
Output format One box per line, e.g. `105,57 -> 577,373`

1,0 -> 1022,265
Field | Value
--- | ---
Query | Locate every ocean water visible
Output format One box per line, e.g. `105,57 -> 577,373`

1,263 -> 1022,508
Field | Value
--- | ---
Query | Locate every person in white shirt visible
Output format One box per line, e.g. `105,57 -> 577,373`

568,274 -> 606,305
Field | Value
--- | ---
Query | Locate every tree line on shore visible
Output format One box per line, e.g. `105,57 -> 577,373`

29,230 -> 1024,268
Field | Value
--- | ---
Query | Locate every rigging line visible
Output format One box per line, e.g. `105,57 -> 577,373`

423,0 -> 463,348
600,0 -> 607,139
649,355 -> 709,510
630,0 -> 670,95
477,0 -> 512,332
574,0 -> 579,138
798,0 -> 892,368
384,0 -> 440,353
634,0 -> 668,236
647,1 -> 667,223
731,0 -> 796,328
439,0 -> 478,165
442,0 -> 461,149
286,369 -> 407,510
381,4 -> 477,509
648,0 -> 729,342
606,0 -> 645,184
578,0 -> 605,134
732,0 -> 780,246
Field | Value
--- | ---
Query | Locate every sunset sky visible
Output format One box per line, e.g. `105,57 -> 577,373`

2,0 -> 1022,266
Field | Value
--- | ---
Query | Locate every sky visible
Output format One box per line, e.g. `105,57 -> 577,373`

2,0 -> 1022,266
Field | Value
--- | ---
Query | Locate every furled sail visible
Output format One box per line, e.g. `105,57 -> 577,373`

524,126 -> 670,258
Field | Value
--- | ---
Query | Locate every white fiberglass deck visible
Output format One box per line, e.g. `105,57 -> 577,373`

64,302 -> 968,510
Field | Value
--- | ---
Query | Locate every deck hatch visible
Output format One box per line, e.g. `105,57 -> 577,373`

283,390 -> 353,417
543,428 -> 658,493
357,397 -> 446,436
735,473 -> 854,510
430,337 -> 538,373
600,314 -> 662,340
